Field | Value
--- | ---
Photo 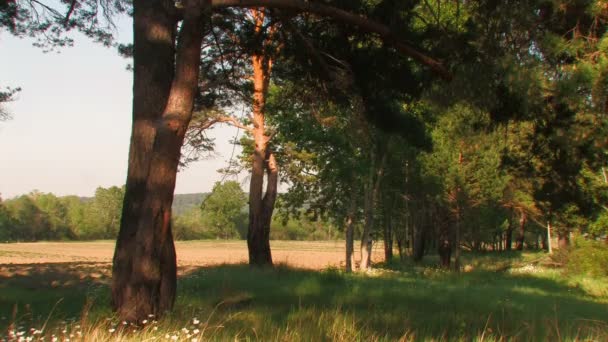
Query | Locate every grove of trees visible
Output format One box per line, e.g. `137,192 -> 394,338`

2,0 -> 607,323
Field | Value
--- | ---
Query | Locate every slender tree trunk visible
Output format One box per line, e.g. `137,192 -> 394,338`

382,198 -> 394,262
454,208 -> 461,272
111,0 -> 205,322
247,9 -> 276,266
438,210 -> 451,269
515,210 -> 526,250
505,214 -> 513,251
360,178 -> 374,271
557,230 -> 569,249
412,208 -> 426,262
345,195 -> 357,272
360,151 -> 386,271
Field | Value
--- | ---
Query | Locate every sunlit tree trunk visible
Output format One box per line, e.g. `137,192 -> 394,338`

247,9 -> 276,266
112,0 -> 205,322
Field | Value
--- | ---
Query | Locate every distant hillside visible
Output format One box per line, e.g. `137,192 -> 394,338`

76,192 -> 208,216
172,193 -> 208,215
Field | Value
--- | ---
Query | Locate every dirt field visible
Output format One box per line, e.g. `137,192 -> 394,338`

0,241 -> 385,288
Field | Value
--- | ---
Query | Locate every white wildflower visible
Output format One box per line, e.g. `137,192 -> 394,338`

109,328 -> 116,333
193,329 -> 200,334
142,319 -> 148,324
192,318 -> 200,325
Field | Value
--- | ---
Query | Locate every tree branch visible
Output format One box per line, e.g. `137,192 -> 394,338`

209,0 -> 451,80
208,115 -> 254,132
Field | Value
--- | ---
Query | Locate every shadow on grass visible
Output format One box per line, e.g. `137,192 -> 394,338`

1,260 -> 606,340
0,262 -> 111,329
177,263 -> 608,340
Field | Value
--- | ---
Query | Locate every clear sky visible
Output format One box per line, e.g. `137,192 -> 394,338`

0,19 -> 245,199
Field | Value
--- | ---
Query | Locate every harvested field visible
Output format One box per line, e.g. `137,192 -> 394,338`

0,241 -> 385,288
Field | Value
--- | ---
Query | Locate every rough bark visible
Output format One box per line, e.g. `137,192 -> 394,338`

515,210 -> 526,250
247,10 -> 276,266
112,0 -> 205,322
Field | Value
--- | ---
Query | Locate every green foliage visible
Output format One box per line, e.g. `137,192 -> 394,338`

270,214 -> 341,241
564,237 -> 608,278
0,0 -> 129,50
0,187 -> 124,241
200,181 -> 247,240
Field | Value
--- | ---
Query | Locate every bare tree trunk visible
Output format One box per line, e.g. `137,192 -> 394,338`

360,151 -> 386,271
112,0 -> 205,322
345,195 -> 357,272
382,199 -> 394,262
557,230 -> 569,249
454,208 -> 461,272
515,210 -> 526,250
505,214 -> 513,251
438,210 -> 451,269
247,9 -> 276,266
412,208 -> 426,262
546,220 -> 552,253
360,176 -> 374,271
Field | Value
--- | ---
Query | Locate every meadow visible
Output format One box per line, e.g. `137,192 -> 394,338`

0,241 -> 607,341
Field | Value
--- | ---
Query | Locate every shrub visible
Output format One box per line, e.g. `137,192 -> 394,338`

563,237 -> 608,278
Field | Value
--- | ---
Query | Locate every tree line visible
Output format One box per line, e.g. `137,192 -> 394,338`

0,181 -> 341,242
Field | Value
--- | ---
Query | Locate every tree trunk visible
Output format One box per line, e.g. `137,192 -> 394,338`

438,210 -> 451,269
247,11 -> 275,266
412,209 -> 426,262
112,0 -> 205,322
382,200 -> 393,262
454,208 -> 461,272
359,151 -> 386,271
557,230 -> 569,249
505,214 -> 513,251
344,196 -> 356,272
515,210 -> 526,250
360,180 -> 374,271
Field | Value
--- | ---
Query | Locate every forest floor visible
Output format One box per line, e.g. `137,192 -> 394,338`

0,241 -> 607,341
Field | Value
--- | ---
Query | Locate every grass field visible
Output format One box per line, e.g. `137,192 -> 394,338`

0,241 -> 607,341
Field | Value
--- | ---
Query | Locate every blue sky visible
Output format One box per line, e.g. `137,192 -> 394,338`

0,19 -> 244,199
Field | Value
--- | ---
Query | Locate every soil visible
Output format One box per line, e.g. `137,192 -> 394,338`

0,240 -> 386,287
